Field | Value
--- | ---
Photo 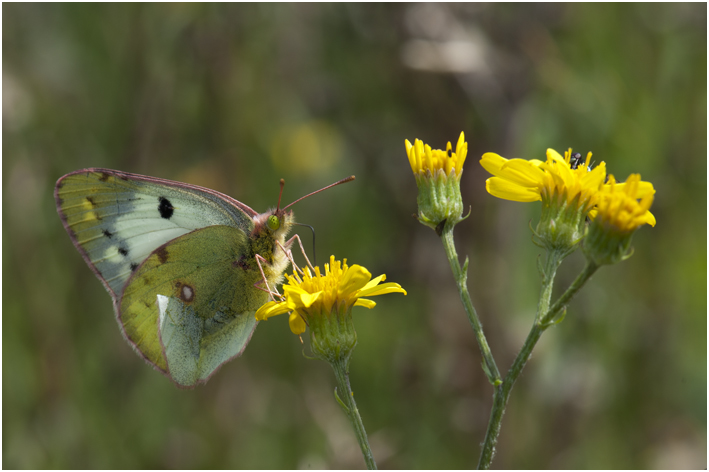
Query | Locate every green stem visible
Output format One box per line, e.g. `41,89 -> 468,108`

477,256 -> 599,469
331,358 -> 377,470
542,261 -> 599,326
440,225 -> 501,385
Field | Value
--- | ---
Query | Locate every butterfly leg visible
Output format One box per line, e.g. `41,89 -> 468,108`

279,234 -> 316,273
254,254 -> 283,302
275,240 -> 304,276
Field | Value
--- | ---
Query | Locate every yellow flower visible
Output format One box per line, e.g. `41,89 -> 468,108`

584,173 -> 656,266
595,174 -> 656,231
480,148 -> 609,252
480,148 -> 607,211
406,131 -> 468,178
405,132 -> 468,233
255,256 -> 407,335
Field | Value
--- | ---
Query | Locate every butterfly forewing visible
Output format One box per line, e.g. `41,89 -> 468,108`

55,169 -> 256,297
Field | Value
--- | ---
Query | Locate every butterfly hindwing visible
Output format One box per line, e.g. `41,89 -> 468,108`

121,225 -> 268,386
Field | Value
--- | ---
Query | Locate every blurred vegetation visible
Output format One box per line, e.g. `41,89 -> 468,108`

3,3 -> 706,469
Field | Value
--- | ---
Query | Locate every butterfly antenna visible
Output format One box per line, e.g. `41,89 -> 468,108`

276,178 -> 286,212
282,175 -> 355,211
293,222 -> 317,266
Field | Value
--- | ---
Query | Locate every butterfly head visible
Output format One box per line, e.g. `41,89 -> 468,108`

249,208 -> 295,278
253,207 -> 294,235
261,208 -> 295,235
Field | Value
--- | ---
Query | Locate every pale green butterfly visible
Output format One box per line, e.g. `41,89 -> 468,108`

55,169 -> 353,388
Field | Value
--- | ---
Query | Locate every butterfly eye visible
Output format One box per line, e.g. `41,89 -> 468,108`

267,214 -> 280,231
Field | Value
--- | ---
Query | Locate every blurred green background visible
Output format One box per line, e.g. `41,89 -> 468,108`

3,3 -> 706,469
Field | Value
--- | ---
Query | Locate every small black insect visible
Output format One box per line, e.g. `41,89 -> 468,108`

569,152 -> 584,170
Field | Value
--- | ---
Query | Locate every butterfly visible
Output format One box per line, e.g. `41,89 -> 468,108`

55,168 -> 353,388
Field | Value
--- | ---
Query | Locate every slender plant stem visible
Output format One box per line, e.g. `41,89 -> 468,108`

477,255 -> 599,469
440,225 -> 501,384
331,358 -> 377,470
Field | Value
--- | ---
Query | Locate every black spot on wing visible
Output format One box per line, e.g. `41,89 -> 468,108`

156,247 -> 169,264
118,247 -> 129,257
158,197 -> 174,219
103,229 -> 114,239
86,196 -> 97,208
130,262 -> 139,272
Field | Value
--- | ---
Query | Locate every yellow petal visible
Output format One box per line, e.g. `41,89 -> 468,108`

642,210 -> 656,227
338,264 -> 372,296
639,191 -> 654,212
424,144 -> 434,172
455,133 -> 468,171
445,145 -> 454,175
546,148 -> 565,162
581,161 -> 607,189
539,160 -> 567,189
455,132 -> 465,157
255,300 -> 291,320
635,181 -> 655,198
486,177 -> 541,202
499,158 -> 548,187
357,282 -> 407,298
637,193 -> 656,227
480,152 -> 508,176
360,274 -> 386,292
354,298 -> 377,309
544,149 -> 574,187
284,285 -> 322,309
405,140 -> 417,173
613,180 -> 655,198
288,312 -> 307,335
415,140 -> 425,171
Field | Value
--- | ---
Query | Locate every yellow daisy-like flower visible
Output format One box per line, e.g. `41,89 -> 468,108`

406,131 -> 468,178
255,256 -> 407,335
256,256 -> 406,363
583,173 -> 656,266
480,148 -> 609,251
405,132 -> 468,233
480,148 -> 607,209
596,174 -> 656,231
